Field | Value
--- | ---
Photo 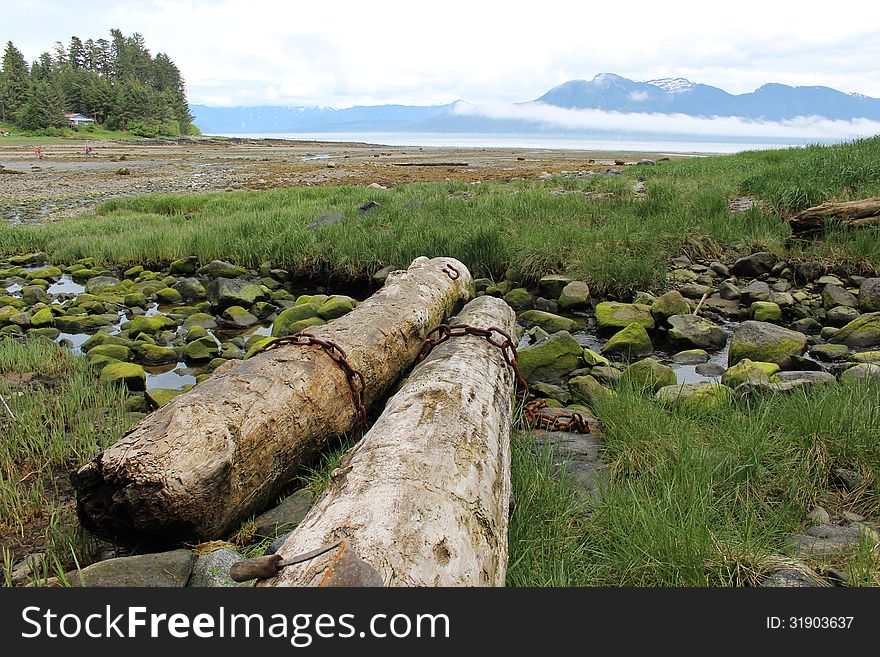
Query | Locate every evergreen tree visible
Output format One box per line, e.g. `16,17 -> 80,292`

15,79 -> 65,130
68,36 -> 85,69
0,41 -> 29,122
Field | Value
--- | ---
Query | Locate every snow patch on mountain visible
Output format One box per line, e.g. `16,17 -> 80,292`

647,78 -> 696,94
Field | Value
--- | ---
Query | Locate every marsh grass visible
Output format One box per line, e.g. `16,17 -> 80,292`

0,336 -> 135,581
3,137 -> 879,294
507,381 -> 880,586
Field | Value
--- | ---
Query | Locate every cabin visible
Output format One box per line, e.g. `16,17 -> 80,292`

65,113 -> 96,127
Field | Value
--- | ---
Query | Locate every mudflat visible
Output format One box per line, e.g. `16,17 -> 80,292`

0,136 -> 681,223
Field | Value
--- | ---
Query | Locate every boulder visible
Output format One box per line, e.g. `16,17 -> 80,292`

809,344 -> 850,362
189,549 -> 248,587
731,252 -> 776,277
601,322 -> 653,358
655,383 -> 733,412
156,287 -> 183,304
138,344 -> 179,365
739,280 -> 770,304
825,305 -> 861,327
172,277 -> 206,300
667,314 -> 727,350
220,305 -> 259,329
840,363 -> 880,383
185,336 -> 219,362
749,301 -> 781,322
671,349 -> 710,365
822,284 -> 858,310
99,362 -> 146,390
317,296 -> 356,320
620,357 -> 676,392
557,281 -> 590,312
830,312 -> 880,348
567,375 -> 616,406
728,321 -> 807,368
84,276 -> 121,294
538,275 -> 572,300
650,290 -> 690,325
595,301 -> 654,333
126,314 -> 176,336
517,310 -> 579,334
198,260 -> 247,279
721,359 -> 780,388
858,278 -> 880,312
48,550 -> 194,587
518,331 -> 583,384
206,277 -> 267,310
55,314 -> 115,333
272,303 -> 321,336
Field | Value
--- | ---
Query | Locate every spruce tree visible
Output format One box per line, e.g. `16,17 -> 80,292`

0,41 -> 29,122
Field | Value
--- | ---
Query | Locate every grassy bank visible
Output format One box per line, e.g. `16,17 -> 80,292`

2,137 -> 879,294
0,337 -> 136,583
0,122 -> 149,145
507,382 -> 880,587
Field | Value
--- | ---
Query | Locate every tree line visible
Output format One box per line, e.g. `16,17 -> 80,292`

0,29 -> 194,136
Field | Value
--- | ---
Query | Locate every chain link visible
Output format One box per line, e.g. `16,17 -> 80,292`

251,333 -> 367,429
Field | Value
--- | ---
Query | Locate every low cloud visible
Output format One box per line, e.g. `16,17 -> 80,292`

453,101 -> 880,140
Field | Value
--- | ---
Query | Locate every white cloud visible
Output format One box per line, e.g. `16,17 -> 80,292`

2,0 -> 880,106
452,101 -> 880,140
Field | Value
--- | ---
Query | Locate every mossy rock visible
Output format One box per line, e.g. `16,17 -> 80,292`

727,321 -> 807,369
27,327 -> 60,339
537,275 -> 572,300
849,351 -> 880,364
529,382 -> 572,405
99,362 -> 146,390
146,388 -> 184,409
28,307 -> 55,328
126,314 -> 176,336
517,310 -> 578,334
21,286 -> 51,305
671,348 -> 710,364
602,322 -> 653,359
207,357 -> 228,371
829,312 -> 880,348
568,375 -> 616,407
485,281 -> 513,297
123,265 -> 144,278
55,314 -> 114,333
721,359 -> 780,388
667,314 -> 727,351
595,301 -> 655,333
198,260 -> 247,279
182,312 -> 217,330
273,303 -> 321,336
750,301 -> 782,322
655,383 -> 733,412
172,278 -> 206,300
186,325 -> 209,342
651,290 -> 690,325
87,344 -> 131,363
124,292 -> 148,308
221,305 -> 259,328
25,266 -> 63,281
620,357 -> 677,392
169,257 -> 199,275
809,343 -> 851,362
81,332 -> 130,352
156,287 -> 183,304
185,336 -> 219,362
557,281 -> 591,312
504,287 -> 534,310
287,317 -> 326,334
582,348 -> 610,368
517,331 -> 583,384
206,277 -> 267,310
124,396 -> 151,413
138,344 -> 179,365
317,296 -> 356,320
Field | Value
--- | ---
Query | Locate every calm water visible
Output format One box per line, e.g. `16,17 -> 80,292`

221,131 -> 831,154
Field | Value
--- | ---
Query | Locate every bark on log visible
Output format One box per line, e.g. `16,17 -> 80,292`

72,257 -> 472,544
259,295 -> 515,587
788,196 -> 880,234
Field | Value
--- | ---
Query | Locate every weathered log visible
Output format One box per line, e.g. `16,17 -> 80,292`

788,196 -> 880,234
72,257 -> 472,544
259,295 -> 515,587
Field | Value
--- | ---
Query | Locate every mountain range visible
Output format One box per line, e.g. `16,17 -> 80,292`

190,73 -> 880,135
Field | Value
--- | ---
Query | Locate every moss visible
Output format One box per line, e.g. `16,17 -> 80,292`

650,290 -> 690,325
582,348 -> 610,367
595,302 -> 655,332
517,331 -> 583,383
850,351 -> 880,364
156,287 -> 183,304
87,344 -> 131,363
504,287 -> 534,310
273,303 -> 322,336
727,321 -> 807,368
601,322 -> 653,358
137,344 -> 179,365
517,310 -> 578,334
750,301 -> 782,322
25,266 -> 62,281
28,307 -> 55,328
655,383 -> 733,412
186,325 -> 209,342
568,375 -> 616,407
124,292 -> 148,308
55,314 -> 114,332
830,312 -> 880,348
621,357 -> 677,392
126,314 -> 176,336
146,388 -> 185,408
721,359 -> 779,388
98,362 -> 146,390
185,336 -> 219,362
317,296 -> 356,320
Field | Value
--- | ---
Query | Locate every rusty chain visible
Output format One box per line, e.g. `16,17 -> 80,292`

252,333 -> 367,429
522,399 -> 592,434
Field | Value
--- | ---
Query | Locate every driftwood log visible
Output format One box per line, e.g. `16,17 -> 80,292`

259,295 -> 515,587
788,196 -> 880,234
72,256 -> 472,544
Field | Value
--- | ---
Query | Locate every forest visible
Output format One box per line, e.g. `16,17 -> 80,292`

0,29 -> 194,136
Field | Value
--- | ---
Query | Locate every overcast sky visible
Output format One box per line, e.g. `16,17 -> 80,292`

4,0 -> 880,108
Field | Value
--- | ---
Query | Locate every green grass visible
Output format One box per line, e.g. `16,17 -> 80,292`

0,122 -> 147,145
2,136 -> 879,294
0,336 -> 136,582
507,382 -> 880,586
